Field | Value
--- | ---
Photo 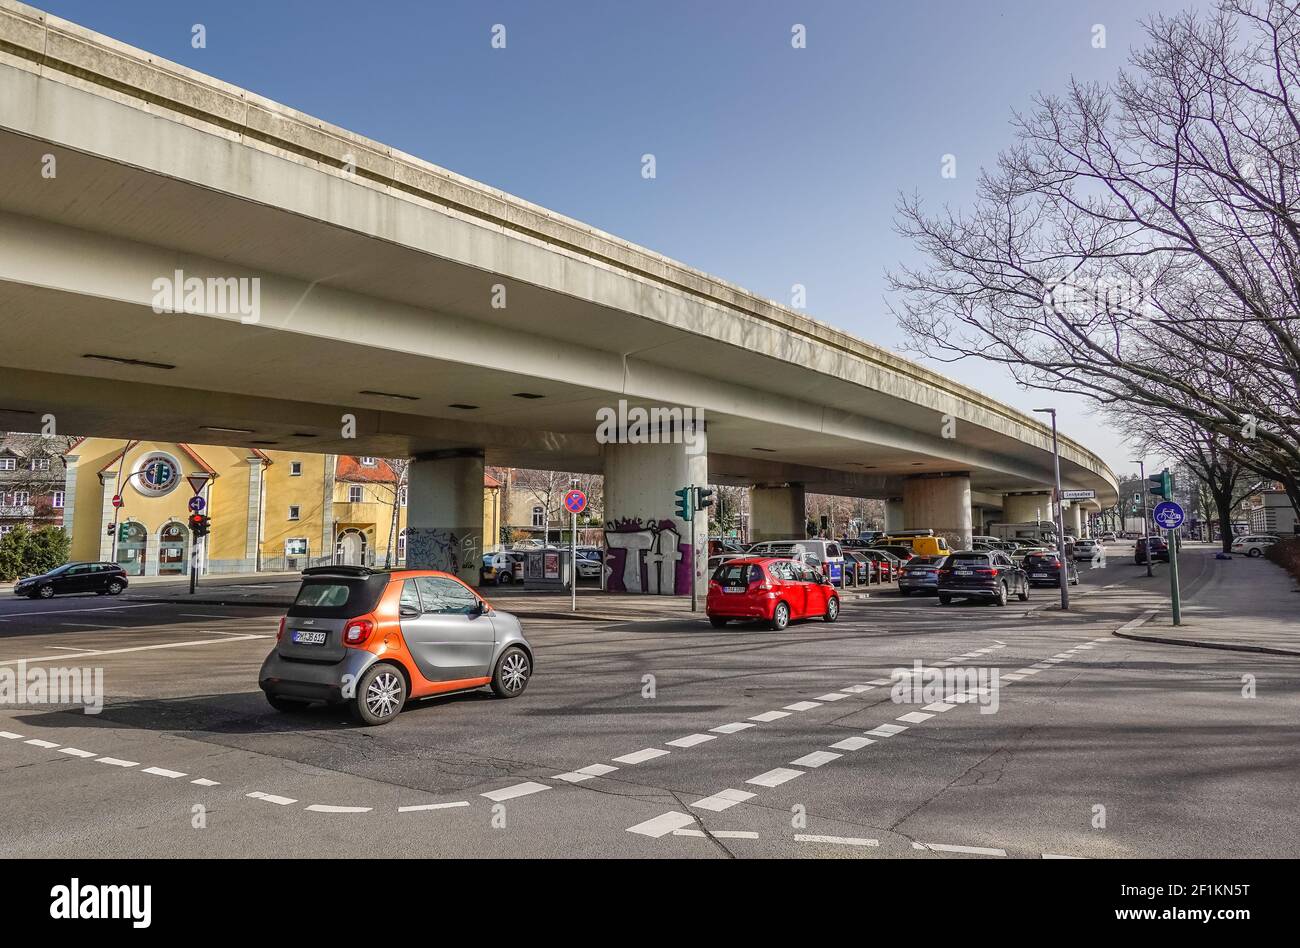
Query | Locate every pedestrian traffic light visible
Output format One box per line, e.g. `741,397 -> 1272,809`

1148,469 -> 1173,500
695,487 -> 714,509
188,513 -> 211,538
673,487 -> 693,522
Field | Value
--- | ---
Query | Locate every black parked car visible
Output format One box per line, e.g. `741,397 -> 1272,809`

1022,551 -> 1079,587
1135,537 -> 1170,564
937,551 -> 1029,606
12,562 -> 129,599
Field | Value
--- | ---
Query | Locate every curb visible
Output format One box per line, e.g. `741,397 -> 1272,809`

1110,608 -> 1299,657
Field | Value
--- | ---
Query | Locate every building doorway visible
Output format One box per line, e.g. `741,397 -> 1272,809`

336,528 -> 368,566
158,521 -> 188,575
116,521 -> 147,576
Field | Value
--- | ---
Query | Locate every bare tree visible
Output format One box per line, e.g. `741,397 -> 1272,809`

374,458 -> 408,567
889,1 -> 1300,511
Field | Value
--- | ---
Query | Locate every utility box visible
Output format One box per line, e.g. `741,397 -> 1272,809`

523,549 -> 572,587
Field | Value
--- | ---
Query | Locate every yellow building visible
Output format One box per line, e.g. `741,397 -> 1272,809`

64,440 -> 499,575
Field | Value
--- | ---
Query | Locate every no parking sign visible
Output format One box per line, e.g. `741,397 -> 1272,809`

564,489 -> 587,515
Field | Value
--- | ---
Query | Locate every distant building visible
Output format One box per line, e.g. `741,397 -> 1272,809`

1246,488 -> 1297,535
0,433 -> 70,537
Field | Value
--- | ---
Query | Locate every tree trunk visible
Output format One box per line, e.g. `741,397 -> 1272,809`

1213,488 -> 1234,554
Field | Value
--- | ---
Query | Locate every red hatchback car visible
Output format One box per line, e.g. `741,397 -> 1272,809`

706,557 -> 841,630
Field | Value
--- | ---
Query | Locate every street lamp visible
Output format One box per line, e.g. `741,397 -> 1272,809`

1130,458 -> 1154,578
1033,408 -> 1069,611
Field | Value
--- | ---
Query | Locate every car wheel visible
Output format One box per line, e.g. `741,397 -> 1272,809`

995,582 -> 1008,607
106,580 -> 124,595
938,594 -> 952,606
823,596 -> 840,623
496,572 -> 512,585
708,616 -> 730,628
491,646 -> 532,698
266,693 -> 308,713
770,601 -> 791,631
350,663 -> 407,725
1017,582 -> 1029,602
37,585 -> 54,599
1248,547 -> 1262,557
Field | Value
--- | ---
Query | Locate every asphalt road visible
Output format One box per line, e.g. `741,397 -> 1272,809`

1,543 -> 1296,859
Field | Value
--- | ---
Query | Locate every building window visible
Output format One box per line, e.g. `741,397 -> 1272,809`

531,505 -> 545,528
288,505 -> 301,521
289,461 -> 302,476
52,491 -> 64,509
359,457 -> 376,467
10,491 -> 29,506
285,538 -> 308,556
0,458 -> 14,471
399,486 -> 408,507
347,485 -> 363,503
397,529 -> 406,559
30,457 -> 50,471
0,525 -> 12,535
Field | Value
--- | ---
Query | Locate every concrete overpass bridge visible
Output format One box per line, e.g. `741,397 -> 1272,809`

0,1 -> 1117,592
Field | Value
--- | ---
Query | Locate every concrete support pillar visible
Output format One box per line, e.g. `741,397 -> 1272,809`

602,425 -> 707,598
884,498 -> 905,533
1068,502 -> 1084,538
750,483 -> 805,543
1001,491 -> 1052,525
405,451 -> 485,587
143,529 -> 160,577
321,455 -> 336,566
903,474 -> 973,550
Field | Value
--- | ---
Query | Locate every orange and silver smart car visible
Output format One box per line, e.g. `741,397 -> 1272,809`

259,566 -> 534,726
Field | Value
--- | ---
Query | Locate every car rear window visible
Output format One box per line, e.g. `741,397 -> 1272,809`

948,553 -> 991,565
289,575 -> 387,618
713,562 -> 762,585
1025,554 -> 1059,566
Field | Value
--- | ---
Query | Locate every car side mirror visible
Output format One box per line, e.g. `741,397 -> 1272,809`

471,599 -> 488,616
399,604 -> 420,619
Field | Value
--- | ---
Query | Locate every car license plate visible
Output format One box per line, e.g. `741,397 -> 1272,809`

292,630 -> 327,645
1032,572 -> 1048,578
723,585 -> 746,594
956,569 -> 971,576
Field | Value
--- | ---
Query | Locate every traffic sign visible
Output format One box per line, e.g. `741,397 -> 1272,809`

563,489 -> 587,515
186,473 -> 212,495
111,494 -> 123,509
188,496 -> 206,513
1060,489 -> 1095,500
1153,501 -> 1184,530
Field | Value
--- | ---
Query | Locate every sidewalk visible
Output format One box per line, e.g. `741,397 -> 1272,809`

1110,550 -> 1300,657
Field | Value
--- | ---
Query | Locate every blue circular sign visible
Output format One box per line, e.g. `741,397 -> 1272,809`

188,496 -> 206,513
1153,501 -> 1184,530
564,489 -> 587,514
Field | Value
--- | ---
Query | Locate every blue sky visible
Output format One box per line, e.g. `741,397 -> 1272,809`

38,0 -> 1208,478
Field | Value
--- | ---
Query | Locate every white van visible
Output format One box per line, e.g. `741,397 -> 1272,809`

746,539 -> 846,585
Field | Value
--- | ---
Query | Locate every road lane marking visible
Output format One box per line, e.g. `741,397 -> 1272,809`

913,842 -> 1007,856
783,701 -> 821,712
142,767 -> 187,778
795,834 -> 878,847
627,811 -> 695,837
748,711 -> 790,722
672,828 -> 759,839
612,748 -> 670,764
0,604 -> 155,620
398,801 -> 471,812
481,781 -> 550,802
866,679 -> 891,685
790,751 -> 841,768
306,804 -> 372,813
554,763 -> 620,782
48,646 -> 97,652
56,747 -> 96,758
815,693 -> 849,702
1042,853 -> 1085,859
922,702 -> 956,712
897,711 -> 933,724
191,778 -> 219,786
691,789 -> 755,812
23,739 -> 58,748
829,736 -> 875,751
865,724 -> 907,737
96,757 -> 138,767
747,767 -> 804,788
709,722 -> 754,734
0,634 -> 270,666
841,685 -> 874,694
0,731 -> 21,739
666,733 -> 716,748
247,792 -> 297,805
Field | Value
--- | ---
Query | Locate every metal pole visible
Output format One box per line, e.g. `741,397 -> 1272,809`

1138,460 -> 1153,577
689,483 -> 698,613
1168,524 -> 1182,625
1047,412 -> 1069,611
570,511 -> 577,613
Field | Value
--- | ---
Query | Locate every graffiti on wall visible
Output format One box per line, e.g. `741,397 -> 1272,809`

405,527 -> 480,576
604,518 -> 693,595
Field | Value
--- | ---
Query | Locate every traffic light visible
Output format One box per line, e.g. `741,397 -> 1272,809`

1148,469 -> 1173,500
188,513 -> 211,538
673,487 -> 693,522
695,487 -> 714,510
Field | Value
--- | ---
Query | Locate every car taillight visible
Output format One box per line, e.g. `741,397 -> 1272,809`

276,617 -> 286,642
343,617 -> 376,647
975,568 -> 996,576
750,581 -> 773,591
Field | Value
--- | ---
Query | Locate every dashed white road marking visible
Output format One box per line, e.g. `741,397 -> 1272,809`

672,828 -> 760,840
142,767 -> 187,778
691,788 -> 755,812
554,763 -> 620,782
913,842 -> 1007,856
1014,668 -> 1040,675
922,702 -> 956,712
627,811 -> 695,837
1001,674 -> 1026,682
0,633 -> 269,666
829,736 -> 875,751
815,693 -> 849,702
48,646 -> 97,652
56,747 -> 96,758
796,834 -> 879,847
612,747 -> 671,764
480,781 -> 550,802
866,678 -> 891,686
1042,853 -> 1085,859
398,801 -> 471,813
896,711 -> 933,724
841,684 -> 874,694
747,767 -> 804,788
23,739 -> 58,749
783,701 -> 822,712
247,792 -> 297,806
0,731 -> 22,739
0,603 -> 155,620
790,751 -> 841,768
306,804 -> 373,814
709,722 -> 754,735
665,733 -> 716,748
865,724 -> 907,737
96,757 -> 137,768
191,778 -> 219,786
748,711 -> 789,723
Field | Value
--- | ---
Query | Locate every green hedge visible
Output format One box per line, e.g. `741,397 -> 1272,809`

0,525 -> 72,582
1263,537 -> 1300,583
